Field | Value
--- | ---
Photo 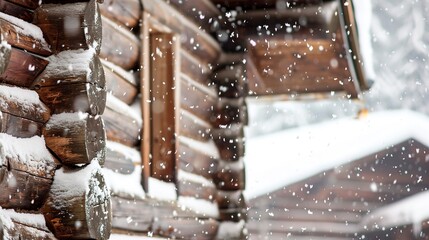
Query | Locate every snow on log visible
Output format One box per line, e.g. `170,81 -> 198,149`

211,63 -> 247,98
99,0 -> 141,28
212,97 -> 248,127
0,12 -> 51,56
102,94 -> 141,147
152,218 -> 219,240
34,49 -> 106,116
0,0 -> 34,22
0,207 -> 56,239
0,85 -> 50,123
0,134 -> 56,210
216,220 -> 247,240
0,47 -> 49,87
217,190 -> 246,210
177,196 -> 220,219
43,112 -> 106,166
34,0 -> 102,53
104,140 -> 138,174
100,16 -> 139,70
219,207 -> 247,222
177,170 -> 217,202
211,124 -> 245,161
42,162 -> 111,239
178,109 -> 211,142
214,159 -> 245,191
102,59 -> 138,105
0,38 -> 10,75
0,110 -> 43,137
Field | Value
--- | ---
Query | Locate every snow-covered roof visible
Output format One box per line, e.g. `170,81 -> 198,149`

245,110 -> 429,199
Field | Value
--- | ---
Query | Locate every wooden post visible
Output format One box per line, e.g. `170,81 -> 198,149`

42,163 -> 111,239
0,38 -> 10,75
43,112 -> 106,166
34,0 -> 102,53
0,208 -> 56,239
0,134 -> 56,210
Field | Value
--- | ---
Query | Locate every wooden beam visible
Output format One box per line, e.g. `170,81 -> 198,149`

99,0 -> 141,28
0,0 -> 33,22
6,0 -> 39,9
178,141 -> 219,180
211,123 -> 245,161
212,97 -> 248,127
0,209 -> 56,239
152,218 -> 219,240
178,109 -> 211,142
0,110 -> 43,137
104,141 -> 137,175
102,59 -> 138,105
214,159 -> 245,191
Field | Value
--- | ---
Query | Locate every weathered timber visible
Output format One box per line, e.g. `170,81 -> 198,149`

212,64 -> 247,98
102,59 -> 138,105
180,76 -> 217,124
6,0 -> 39,9
0,47 -> 48,87
214,160 -> 245,191
211,124 -> 245,161
0,110 -> 42,137
99,0 -> 140,28
0,84 -> 50,123
0,12 -> 51,56
36,82 -> 106,116
212,98 -> 248,127
34,0 -> 102,53
0,209 -> 56,239
152,218 -> 219,240
43,112 -> 106,166
217,190 -> 246,209
42,0 -> 103,3
142,0 -> 221,64
42,164 -> 111,239
179,109 -> 211,142
102,94 -> 141,147
104,140 -> 137,174
180,50 -> 211,86
178,171 -> 217,202
0,0 -> 33,22
178,141 -> 218,179
100,16 -> 139,70
219,208 -> 247,222
0,37 -> 10,74
0,134 -> 56,210
33,49 -> 105,88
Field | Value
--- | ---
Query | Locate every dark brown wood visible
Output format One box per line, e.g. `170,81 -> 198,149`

0,13 -> 51,56
0,110 -> 42,137
212,97 -> 248,127
102,95 -> 141,147
214,160 -> 245,191
42,0 -> 103,3
0,0 -> 33,22
217,190 -> 246,209
6,0 -> 39,9
42,165 -> 111,239
0,209 -> 56,239
210,0 -> 324,10
0,84 -> 51,123
99,0 -> 141,28
152,218 -> 219,240
34,0 -> 102,53
36,82 -> 106,116
104,141 -> 136,174
362,224 -> 415,240
100,16 -> 139,70
180,77 -> 217,124
0,134 -> 56,210
180,50 -> 211,86
178,110 -> 211,142
178,173 -> 217,202
211,124 -> 245,161
43,112 -> 106,166
219,208 -> 247,222
0,47 -> 48,87
149,32 -> 176,183
212,63 -> 247,98
33,49 -> 105,88
103,60 -> 138,105
178,142 -> 218,179
0,36 -> 10,74
142,0 -> 221,65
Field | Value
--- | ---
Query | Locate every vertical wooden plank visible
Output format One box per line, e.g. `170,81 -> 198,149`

150,32 -> 175,182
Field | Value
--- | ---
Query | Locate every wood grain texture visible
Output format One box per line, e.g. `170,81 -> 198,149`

0,0 -> 33,22
0,14 -> 51,56
178,175 -> 217,202
34,0 -> 102,53
42,166 -> 111,239
0,34 -> 10,74
178,110 -> 211,142
104,142 -> 136,174
99,0 -> 141,28
153,218 -> 219,240
0,210 -> 56,239
100,16 -> 139,70
0,47 -> 48,87
43,113 -> 106,166
0,110 -> 42,137
103,62 -> 138,105
178,143 -> 218,180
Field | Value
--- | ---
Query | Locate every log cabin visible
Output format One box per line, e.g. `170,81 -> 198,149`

0,0 -> 373,239
246,110 -> 429,239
